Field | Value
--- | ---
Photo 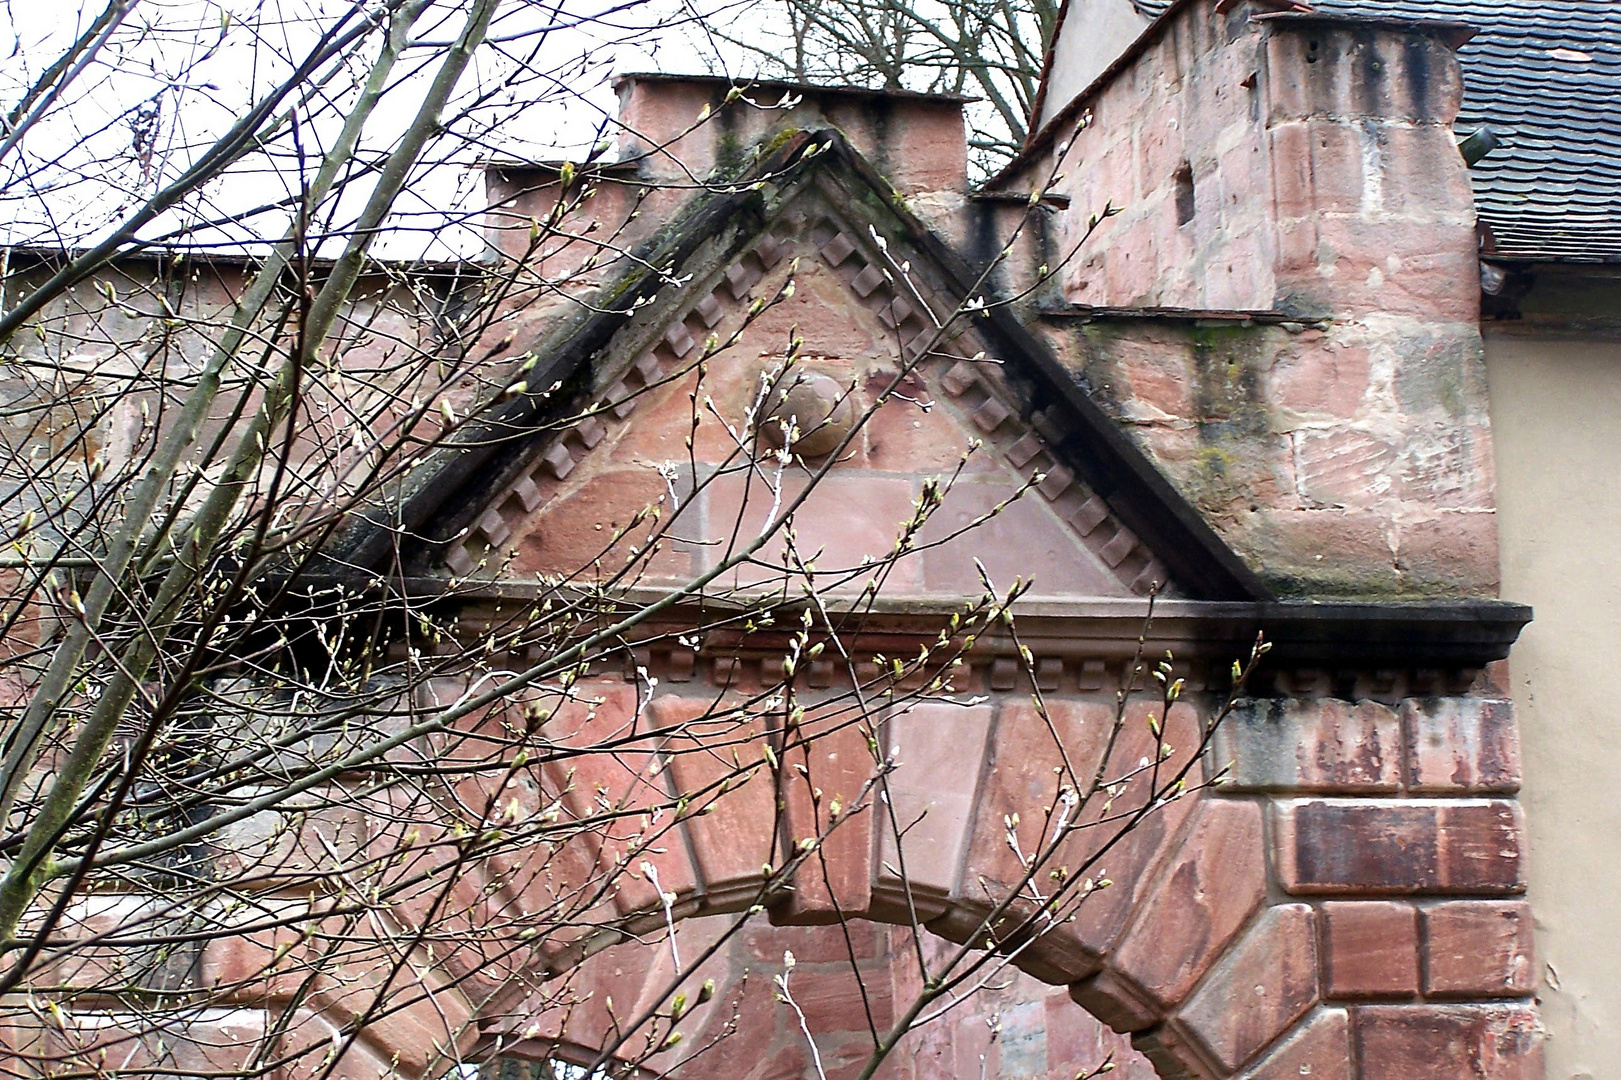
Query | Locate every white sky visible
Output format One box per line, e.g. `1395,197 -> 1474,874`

0,0 -> 764,259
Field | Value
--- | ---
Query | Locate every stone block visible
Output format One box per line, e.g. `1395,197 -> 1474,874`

651,695 -> 776,910
27,894 -> 192,994
743,920 -> 885,964
543,682 -> 700,915
862,375 -> 986,474
1402,698 -> 1521,794
1110,796 -> 1267,1010
1395,511 -> 1501,595
0,1006 -> 405,1080
1380,123 -> 1476,218
774,708 -> 876,924
1212,698 -> 1400,793
512,468 -> 693,583
947,697 -> 1113,904
1303,218 -> 1482,322
942,699 -> 1199,989
1263,25 -> 1463,125
1108,336 -> 1197,420
1304,118 -> 1365,216
1267,121 -> 1314,222
873,701 -> 994,919
695,468 -> 922,592
1422,901 -> 1536,998
1320,901 -> 1419,998
1236,1007 -> 1351,1080
212,785 -> 368,888
1177,904 -> 1319,1071
1272,799 -> 1524,895
914,477 -> 1132,600
866,97 -> 968,194
794,962 -> 899,1033
1269,343 -> 1370,421
1134,111 -> 1186,207
1293,427 -> 1398,509
1355,1004 -> 1544,1080
317,963 -> 477,1075
1070,966 -> 1164,1034
199,898 -> 336,1001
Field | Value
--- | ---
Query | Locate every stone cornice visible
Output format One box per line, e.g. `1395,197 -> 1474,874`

400,580 -> 1528,674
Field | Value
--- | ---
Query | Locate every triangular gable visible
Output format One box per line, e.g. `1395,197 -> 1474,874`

436,213 -> 1154,600
328,130 -> 1269,603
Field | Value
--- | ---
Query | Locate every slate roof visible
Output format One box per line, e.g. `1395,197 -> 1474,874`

1129,0 -> 1621,263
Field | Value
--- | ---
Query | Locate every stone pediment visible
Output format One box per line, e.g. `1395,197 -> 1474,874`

441,233 -> 1168,601
334,129 -> 1269,604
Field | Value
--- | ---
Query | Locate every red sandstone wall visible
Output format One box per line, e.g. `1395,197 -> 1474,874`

3,54 -> 1544,1080
995,2 -> 1496,598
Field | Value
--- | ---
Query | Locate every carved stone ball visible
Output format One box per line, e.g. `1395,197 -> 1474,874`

758,370 -> 855,458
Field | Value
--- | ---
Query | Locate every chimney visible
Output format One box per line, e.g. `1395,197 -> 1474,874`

612,73 -> 969,197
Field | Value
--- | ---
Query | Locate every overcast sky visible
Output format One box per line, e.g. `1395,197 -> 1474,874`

0,0 -> 759,258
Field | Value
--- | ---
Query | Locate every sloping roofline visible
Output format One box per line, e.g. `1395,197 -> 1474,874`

321,126 -> 1266,600
307,121 -> 1530,666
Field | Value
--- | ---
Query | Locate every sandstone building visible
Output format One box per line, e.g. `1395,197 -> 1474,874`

9,1 -> 1619,1078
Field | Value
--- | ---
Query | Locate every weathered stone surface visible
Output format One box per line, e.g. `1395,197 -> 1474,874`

1212,698 -> 1400,792
1109,797 -> 1267,1010
1236,1007 -> 1351,1080
873,701 -> 993,920
652,695 -> 776,910
1272,799 -> 1524,895
1177,904 -> 1319,1071
774,707 -> 877,924
1402,698 -> 1522,794
1355,1004 -> 1545,1080
1422,901 -> 1536,998
1010,0 -> 1496,601
1321,901 -> 1419,999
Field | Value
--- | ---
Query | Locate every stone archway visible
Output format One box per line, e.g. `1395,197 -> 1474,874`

409,633 -> 1543,1080
15,625 -> 1541,1080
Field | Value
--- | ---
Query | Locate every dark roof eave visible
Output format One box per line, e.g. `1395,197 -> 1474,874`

401,582 -> 1532,668
1038,304 -> 1330,327
0,243 -> 491,273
